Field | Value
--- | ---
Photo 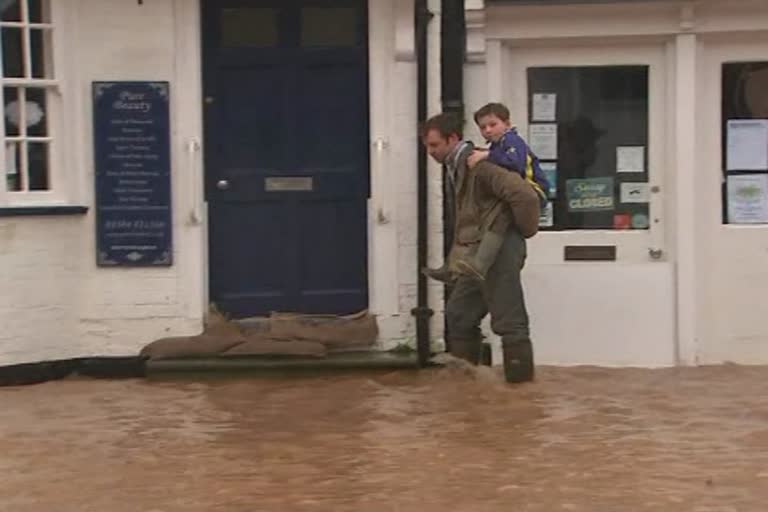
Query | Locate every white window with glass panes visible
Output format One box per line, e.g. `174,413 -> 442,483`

0,0 -> 57,204
503,43 -> 668,264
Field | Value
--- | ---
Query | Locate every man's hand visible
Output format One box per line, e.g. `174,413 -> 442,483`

467,149 -> 489,169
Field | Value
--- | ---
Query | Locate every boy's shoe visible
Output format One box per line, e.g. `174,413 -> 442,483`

421,265 -> 455,283
454,258 -> 486,282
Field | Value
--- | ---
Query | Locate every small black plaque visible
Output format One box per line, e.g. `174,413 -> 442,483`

564,245 -> 617,261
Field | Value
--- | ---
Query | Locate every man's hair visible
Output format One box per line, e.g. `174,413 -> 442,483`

422,113 -> 463,139
474,102 -> 511,124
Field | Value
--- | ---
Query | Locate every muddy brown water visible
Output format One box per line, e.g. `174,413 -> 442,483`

1,363 -> 768,512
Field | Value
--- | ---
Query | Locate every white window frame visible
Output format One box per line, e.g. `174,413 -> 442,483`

0,0 -> 64,206
499,41 -> 669,264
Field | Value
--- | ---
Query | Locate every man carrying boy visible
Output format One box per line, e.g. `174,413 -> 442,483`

458,102 -> 550,281
421,112 -> 540,383
425,102 -> 549,282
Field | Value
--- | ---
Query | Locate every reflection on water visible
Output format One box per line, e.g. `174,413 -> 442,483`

1,363 -> 768,511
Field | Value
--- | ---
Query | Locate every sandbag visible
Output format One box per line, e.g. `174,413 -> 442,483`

268,310 -> 378,349
140,334 -> 244,360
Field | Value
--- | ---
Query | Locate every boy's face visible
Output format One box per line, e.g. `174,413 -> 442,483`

477,114 -> 511,143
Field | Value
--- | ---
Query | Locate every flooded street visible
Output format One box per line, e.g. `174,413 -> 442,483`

1,364 -> 768,512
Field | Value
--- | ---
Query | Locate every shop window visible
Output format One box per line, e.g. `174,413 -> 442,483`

220,8 -> 278,48
301,7 -> 359,47
526,66 -> 650,230
721,62 -> 768,225
1,0 -> 54,195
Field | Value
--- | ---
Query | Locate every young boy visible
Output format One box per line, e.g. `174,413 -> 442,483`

456,103 -> 549,281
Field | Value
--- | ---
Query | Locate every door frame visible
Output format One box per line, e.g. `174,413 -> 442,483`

192,0 -> 399,319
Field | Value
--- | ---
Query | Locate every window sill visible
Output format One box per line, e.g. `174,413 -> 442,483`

0,205 -> 88,217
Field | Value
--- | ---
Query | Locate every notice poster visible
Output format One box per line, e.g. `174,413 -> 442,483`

727,120 -> 768,171
566,177 -> 615,212
727,174 -> 768,224
617,146 -> 645,173
540,162 -> 557,198
620,182 -> 650,203
532,93 -> 556,122
5,143 -> 16,176
528,124 -> 558,160
539,202 -> 554,227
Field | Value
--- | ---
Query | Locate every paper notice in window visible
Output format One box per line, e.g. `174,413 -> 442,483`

620,182 -> 650,203
617,146 -> 645,173
727,119 -> 768,171
528,124 -> 557,160
539,202 -> 553,227
532,93 -> 556,122
727,174 -> 768,224
5,143 -> 16,175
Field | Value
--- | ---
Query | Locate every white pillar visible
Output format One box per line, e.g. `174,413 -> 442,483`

426,0 -> 445,344
367,0 -> 400,316
674,32 -> 698,365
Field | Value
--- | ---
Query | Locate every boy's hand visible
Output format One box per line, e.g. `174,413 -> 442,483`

467,150 -> 489,169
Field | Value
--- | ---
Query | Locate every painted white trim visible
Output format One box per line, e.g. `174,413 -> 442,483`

426,0 -> 444,341
394,0 -> 415,62
465,1 -> 487,63
173,0 -> 207,322
673,32 -> 698,365
368,0 -> 400,316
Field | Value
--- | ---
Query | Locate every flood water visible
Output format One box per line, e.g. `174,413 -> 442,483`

1,363 -> 768,512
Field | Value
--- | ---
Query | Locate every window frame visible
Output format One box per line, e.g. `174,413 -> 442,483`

0,0 -> 65,207
496,41 -> 669,264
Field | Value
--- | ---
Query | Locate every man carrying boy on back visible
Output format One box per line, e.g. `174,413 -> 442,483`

457,102 -> 550,281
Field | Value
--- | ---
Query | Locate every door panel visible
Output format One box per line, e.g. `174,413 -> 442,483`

203,0 -> 369,317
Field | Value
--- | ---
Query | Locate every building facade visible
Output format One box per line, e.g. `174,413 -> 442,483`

0,0 -> 766,368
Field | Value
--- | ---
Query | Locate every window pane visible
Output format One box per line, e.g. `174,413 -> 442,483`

25,87 -> 46,136
1,1 -> 20,22
2,26 -> 24,78
30,28 -> 51,78
3,86 -> 20,136
301,7 -> 358,47
27,141 -> 47,190
29,0 -> 46,24
220,8 -> 277,48
5,141 -> 22,191
721,61 -> 768,224
527,66 -> 650,230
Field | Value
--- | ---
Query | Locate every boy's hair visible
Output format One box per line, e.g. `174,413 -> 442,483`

422,112 -> 463,139
474,103 -> 511,124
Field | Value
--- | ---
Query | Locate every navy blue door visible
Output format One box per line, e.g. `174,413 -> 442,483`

203,0 -> 369,318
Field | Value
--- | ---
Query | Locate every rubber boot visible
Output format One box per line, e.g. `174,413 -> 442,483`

501,338 -> 534,383
454,231 -> 505,282
449,337 -> 482,365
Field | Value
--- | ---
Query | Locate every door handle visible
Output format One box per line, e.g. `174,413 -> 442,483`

217,179 -> 230,190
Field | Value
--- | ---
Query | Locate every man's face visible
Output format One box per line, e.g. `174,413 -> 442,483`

477,114 -> 511,143
423,129 -> 460,164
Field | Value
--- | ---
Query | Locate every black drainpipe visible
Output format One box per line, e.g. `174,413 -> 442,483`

412,0 -> 434,367
441,0 -> 466,122
439,0 -> 466,356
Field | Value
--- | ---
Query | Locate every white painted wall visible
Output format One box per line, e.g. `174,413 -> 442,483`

462,0 -> 768,367
0,0 -> 425,365
3,0 -> 767,368
0,0 -> 205,366
697,31 -> 768,364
